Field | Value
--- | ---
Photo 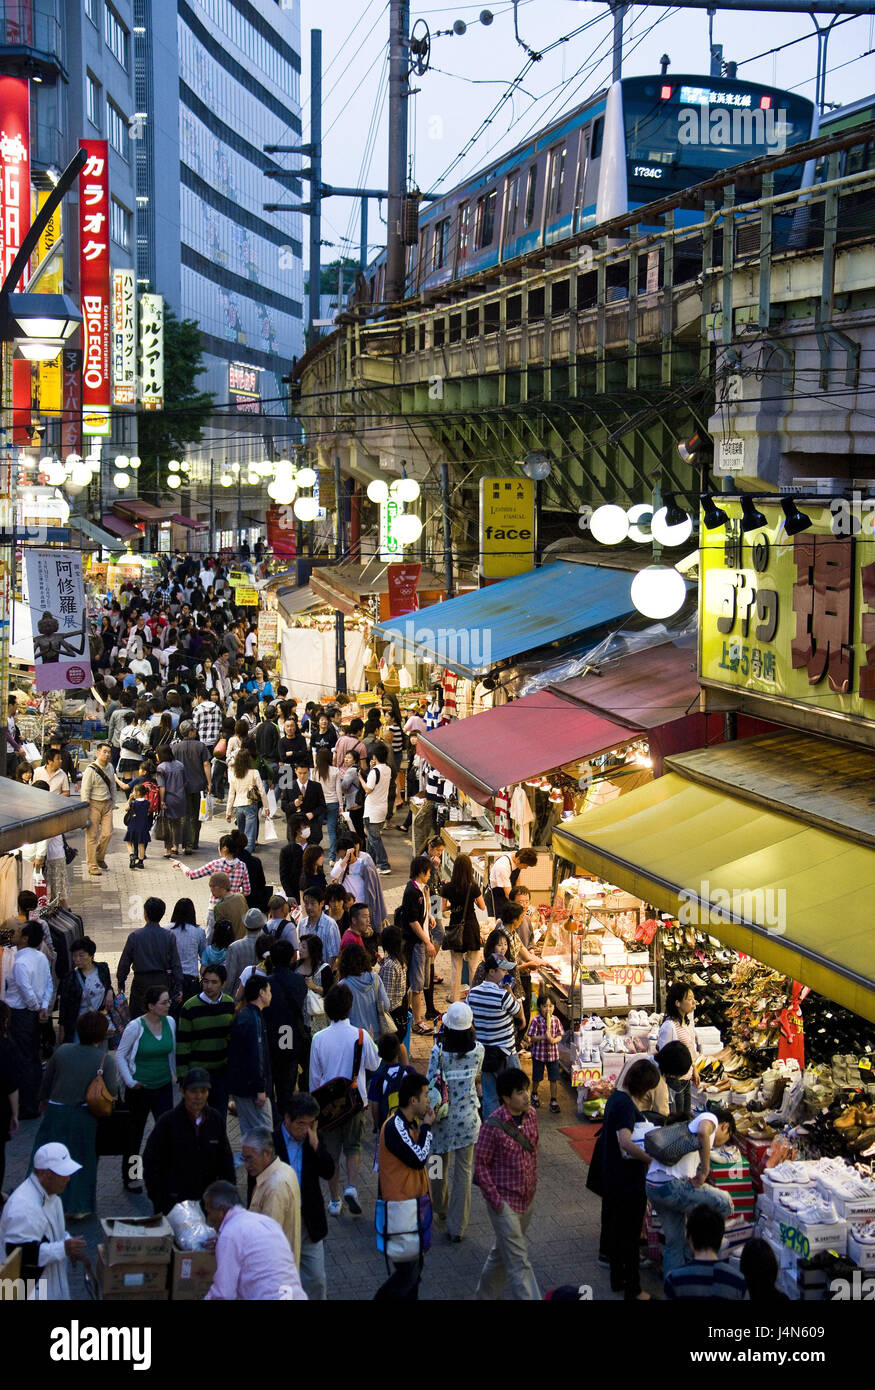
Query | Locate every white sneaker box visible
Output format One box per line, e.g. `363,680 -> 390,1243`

812,1176 -> 875,1222
774,1199 -> 848,1256
847,1232 -> 875,1270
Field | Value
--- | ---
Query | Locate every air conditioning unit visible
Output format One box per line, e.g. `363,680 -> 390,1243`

784,478 -> 844,496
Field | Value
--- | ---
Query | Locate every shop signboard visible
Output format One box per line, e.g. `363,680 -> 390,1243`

35,191 -> 63,419
0,77 -> 33,443
112,268 -> 137,406
479,476 -> 535,578
387,562 -> 421,618
227,570 -> 249,588
61,348 -> 82,455
228,360 -> 260,413
604,965 -> 645,987
266,504 -> 296,557
139,293 -> 164,410
23,550 -> 93,691
235,586 -> 259,606
699,500 -> 875,737
258,608 -> 278,653
78,140 -> 111,436
379,498 -> 403,561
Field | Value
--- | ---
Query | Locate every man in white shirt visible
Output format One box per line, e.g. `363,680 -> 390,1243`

308,983 -> 379,1218
203,1181 -> 307,1300
488,847 -> 538,917
0,1143 -> 87,1298
32,749 -> 71,907
6,919 -> 53,1117
360,743 -> 391,874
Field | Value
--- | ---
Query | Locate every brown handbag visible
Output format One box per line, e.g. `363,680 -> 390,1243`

85,1058 -> 115,1119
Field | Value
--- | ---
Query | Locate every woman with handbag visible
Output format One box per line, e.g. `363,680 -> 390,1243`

29,1011 -> 119,1219
600,1057 -> 660,1301
338,942 -> 392,1041
117,986 -> 177,1194
57,937 -> 113,1044
426,1001 -> 484,1242
225,747 -> 270,853
440,853 -> 486,1003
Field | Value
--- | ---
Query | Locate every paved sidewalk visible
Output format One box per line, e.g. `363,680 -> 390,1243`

4,799 -> 662,1300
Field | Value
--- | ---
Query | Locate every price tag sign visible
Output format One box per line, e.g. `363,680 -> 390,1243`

607,966 -> 645,987
572,1066 -> 603,1087
228,570 -> 249,588
860,1058 -> 872,1072
778,1222 -> 811,1259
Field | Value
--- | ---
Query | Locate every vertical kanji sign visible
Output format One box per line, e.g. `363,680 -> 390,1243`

61,348 -> 82,456
0,76 -> 33,443
139,292 -> 164,410
78,138 -> 111,436
112,267 -> 136,406
35,189 -> 63,420
23,549 -> 93,692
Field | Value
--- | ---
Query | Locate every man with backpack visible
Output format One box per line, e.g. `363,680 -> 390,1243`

309,983 -> 379,1219
117,896 -> 184,1018
375,1071 -> 435,1301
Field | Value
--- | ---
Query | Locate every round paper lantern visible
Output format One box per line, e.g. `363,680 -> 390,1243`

590,504 -> 629,545
366,479 -> 389,504
650,506 -> 693,547
630,566 -> 686,619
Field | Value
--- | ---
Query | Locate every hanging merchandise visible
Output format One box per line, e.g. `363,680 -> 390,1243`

509,783 -> 534,848
779,981 -> 807,1068
493,787 -> 515,849
442,669 -> 457,718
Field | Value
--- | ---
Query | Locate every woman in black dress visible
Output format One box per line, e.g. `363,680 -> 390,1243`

0,1000 -> 21,1198
440,852 -> 487,1003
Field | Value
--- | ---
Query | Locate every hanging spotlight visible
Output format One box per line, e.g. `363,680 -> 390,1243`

294,495 -> 319,521
590,504 -> 629,545
651,494 -> 693,547
677,433 -> 703,465
296,466 -> 317,488
781,496 -> 812,536
740,493 -> 767,533
367,478 -> 389,504
700,493 -> 729,530
630,566 -> 687,619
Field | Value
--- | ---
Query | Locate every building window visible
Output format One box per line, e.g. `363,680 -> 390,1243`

110,197 -> 132,249
432,218 -> 450,270
86,73 -> 102,130
107,100 -> 130,160
105,3 -> 130,70
524,164 -> 539,227
474,190 -> 497,249
457,202 -> 470,260
85,0 -> 98,23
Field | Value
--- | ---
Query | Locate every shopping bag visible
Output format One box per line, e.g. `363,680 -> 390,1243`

199,793 -> 214,822
21,741 -> 40,764
262,816 -> 278,843
267,788 -> 278,818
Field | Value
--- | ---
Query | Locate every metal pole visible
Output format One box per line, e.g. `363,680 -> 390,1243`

610,2 -> 627,83
360,197 -> 368,275
441,461 -> 454,598
385,0 -> 410,306
236,468 -> 242,553
334,454 -> 346,692
209,457 -> 215,555
308,29 -> 322,350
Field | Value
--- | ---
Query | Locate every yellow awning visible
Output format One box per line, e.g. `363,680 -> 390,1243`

552,773 -> 875,1023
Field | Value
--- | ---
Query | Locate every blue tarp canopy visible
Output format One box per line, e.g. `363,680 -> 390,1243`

372,561 -> 639,679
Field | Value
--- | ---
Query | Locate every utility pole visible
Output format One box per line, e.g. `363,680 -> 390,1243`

334,454 -> 346,693
610,2 -> 627,82
209,458 -> 215,556
360,198 -> 368,276
441,462 -> 454,598
385,0 -> 410,306
308,29 -> 322,350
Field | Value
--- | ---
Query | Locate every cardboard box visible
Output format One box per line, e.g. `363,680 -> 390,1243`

97,1245 -> 170,1297
757,1191 -> 775,1222
848,1232 -> 875,1270
773,1201 -> 848,1256
813,1176 -> 875,1222
170,1245 -> 217,1298
600,1051 -> 626,1080
626,952 -> 650,966
100,1215 -> 174,1264
762,1170 -> 817,1206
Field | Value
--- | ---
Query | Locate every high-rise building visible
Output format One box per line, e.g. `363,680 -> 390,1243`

134,0 -> 304,544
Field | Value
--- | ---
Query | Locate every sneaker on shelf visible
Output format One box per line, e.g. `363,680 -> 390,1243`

328,1199 -> 343,1218
344,1187 -> 363,1216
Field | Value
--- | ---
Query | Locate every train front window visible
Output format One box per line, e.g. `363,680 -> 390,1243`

622,78 -> 814,199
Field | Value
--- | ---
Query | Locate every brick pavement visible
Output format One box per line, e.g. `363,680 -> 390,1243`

4,799 -> 663,1300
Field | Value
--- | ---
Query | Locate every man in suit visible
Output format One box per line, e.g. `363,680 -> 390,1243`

273,1092 -> 335,1300
263,939 -> 309,1108
227,975 -> 273,1135
280,758 -> 326,844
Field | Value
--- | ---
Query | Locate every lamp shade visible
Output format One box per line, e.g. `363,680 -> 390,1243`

5,292 -> 82,342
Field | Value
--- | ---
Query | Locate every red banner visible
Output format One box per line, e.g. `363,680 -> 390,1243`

0,76 -> 33,443
266,504 -> 297,558
78,139 -> 111,436
387,562 -> 421,617
61,348 -> 82,456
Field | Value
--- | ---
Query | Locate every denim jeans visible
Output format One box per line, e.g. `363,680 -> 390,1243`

235,803 -> 259,852
646,1176 -> 732,1277
325,802 -> 339,860
364,816 -> 389,869
480,1053 -> 519,1117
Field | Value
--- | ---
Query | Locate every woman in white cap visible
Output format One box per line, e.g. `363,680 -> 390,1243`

426,1001 -> 485,1243
0,1142 -> 87,1298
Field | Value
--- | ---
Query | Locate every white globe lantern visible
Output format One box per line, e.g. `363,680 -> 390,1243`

115,454 -> 130,470
220,472 -> 233,487
38,455 -> 53,473
64,481 -> 85,498
113,472 -> 131,489
650,506 -> 693,548
54,495 -> 71,522
395,477 -> 420,503
366,479 -> 389,504
246,471 -> 259,485
180,460 -> 191,473
394,512 -> 423,544
65,453 -> 82,474
630,566 -> 687,619
590,504 -> 629,545
45,461 -> 65,486
270,480 -> 296,505
71,462 -> 92,486
167,474 -> 181,489
87,455 -> 102,473
255,460 -> 274,477
296,466 -> 317,488
168,458 -> 181,473
626,502 -> 653,545
293,495 -> 319,521
277,458 -> 293,471
129,455 -> 141,470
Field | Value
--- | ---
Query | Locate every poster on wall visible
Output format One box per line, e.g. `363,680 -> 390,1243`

23,550 -> 93,691
139,293 -> 164,410
78,139 -> 111,436
112,268 -> 136,406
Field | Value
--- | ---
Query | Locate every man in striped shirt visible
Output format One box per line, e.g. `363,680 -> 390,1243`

193,691 -> 223,750
173,838 -> 251,898
467,954 -> 522,1117
664,1207 -> 747,1300
176,963 -> 235,1119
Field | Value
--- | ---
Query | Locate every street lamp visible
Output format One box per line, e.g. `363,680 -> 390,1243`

0,292 -> 82,359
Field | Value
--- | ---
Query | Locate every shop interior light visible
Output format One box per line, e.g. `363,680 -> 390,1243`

740,493 -> 767,533
630,565 -> 687,619
293,495 -> 319,521
650,494 -> 693,547
296,466 -> 317,488
626,502 -> 653,544
781,496 -> 812,536
366,478 -> 389,504
700,492 -> 729,530
394,511 -> 423,544
113,472 -> 131,489
590,504 -> 629,545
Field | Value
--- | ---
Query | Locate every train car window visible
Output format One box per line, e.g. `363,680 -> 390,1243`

547,146 -> 566,215
591,118 -> 604,160
503,173 -> 521,241
474,190 -> 497,248
458,202 -> 471,259
524,164 -> 539,226
433,218 -> 450,269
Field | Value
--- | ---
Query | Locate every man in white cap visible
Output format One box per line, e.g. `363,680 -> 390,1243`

0,1143 -> 87,1298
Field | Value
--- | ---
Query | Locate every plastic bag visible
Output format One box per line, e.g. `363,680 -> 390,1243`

267,788 -> 278,818
200,793 -> 214,822
167,1200 -> 214,1251
262,816 -> 278,843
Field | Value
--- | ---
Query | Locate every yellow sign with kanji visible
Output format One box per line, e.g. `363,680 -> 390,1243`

35,192 -> 63,418
699,500 -> 875,730
228,570 -> 249,587
235,587 -> 259,606
479,476 -> 536,578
